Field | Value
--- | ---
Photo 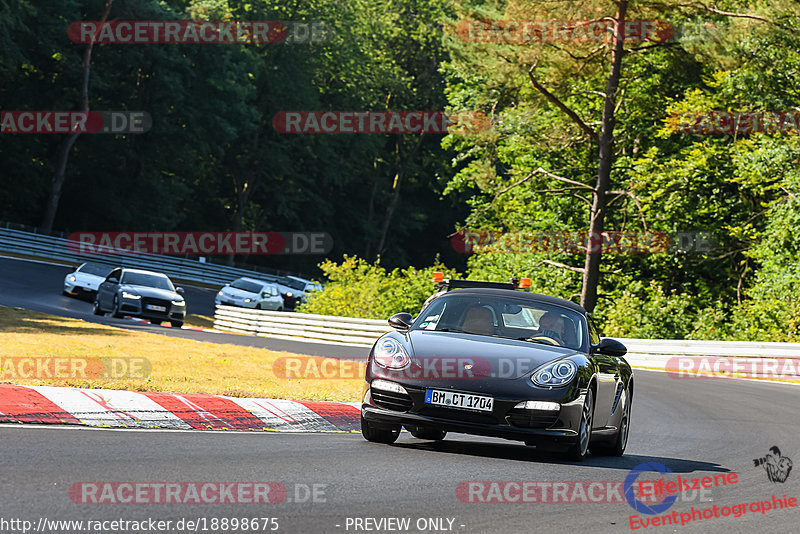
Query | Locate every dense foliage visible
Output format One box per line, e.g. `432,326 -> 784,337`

3,0 -> 800,339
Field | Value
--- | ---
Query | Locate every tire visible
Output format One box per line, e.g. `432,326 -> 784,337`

361,415 -> 400,444
593,387 -> 630,457
408,426 -> 446,441
92,299 -> 103,315
150,320 -> 162,325
277,307 -> 284,312
171,321 -> 183,328
111,296 -> 123,318
255,304 -> 262,310
566,388 -> 594,461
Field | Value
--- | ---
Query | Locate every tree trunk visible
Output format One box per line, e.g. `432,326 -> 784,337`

40,0 -> 113,233
580,0 -> 627,313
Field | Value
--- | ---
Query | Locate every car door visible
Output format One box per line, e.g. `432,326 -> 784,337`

97,268 -> 121,309
588,316 -> 621,428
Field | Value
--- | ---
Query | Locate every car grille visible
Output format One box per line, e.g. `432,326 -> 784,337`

142,297 -> 171,315
418,406 -> 497,425
371,389 -> 413,412
506,408 -> 559,429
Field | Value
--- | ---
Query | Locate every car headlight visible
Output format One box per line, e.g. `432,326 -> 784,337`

373,337 -> 411,369
68,275 -> 76,282
532,360 -> 577,387
217,290 -> 224,296
121,291 -> 141,300
286,292 -> 294,298
244,298 -> 253,303
172,300 -> 185,306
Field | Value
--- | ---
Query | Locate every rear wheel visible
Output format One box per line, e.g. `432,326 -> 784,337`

593,387 -> 630,456
361,415 -> 400,444
408,426 -> 446,441
566,388 -> 594,461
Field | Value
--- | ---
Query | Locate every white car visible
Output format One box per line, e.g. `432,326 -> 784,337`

286,275 -> 324,304
63,262 -> 115,298
215,277 -> 284,310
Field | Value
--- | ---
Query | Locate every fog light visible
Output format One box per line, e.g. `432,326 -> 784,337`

371,379 -> 408,395
514,401 -> 560,411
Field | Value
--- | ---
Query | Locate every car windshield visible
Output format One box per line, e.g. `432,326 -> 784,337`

411,293 -> 586,351
78,263 -> 113,277
230,279 -> 264,294
284,279 -> 306,290
120,272 -> 174,290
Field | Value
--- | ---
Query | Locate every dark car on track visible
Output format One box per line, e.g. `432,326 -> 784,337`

92,268 -> 186,327
360,275 -> 632,460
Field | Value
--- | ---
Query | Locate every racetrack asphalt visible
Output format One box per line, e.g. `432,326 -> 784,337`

2,255 -> 799,533
0,255 -> 369,359
1,370 -> 798,533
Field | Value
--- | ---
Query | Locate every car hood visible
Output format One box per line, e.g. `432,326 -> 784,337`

222,287 -> 257,298
407,330 -> 578,380
120,284 -> 179,300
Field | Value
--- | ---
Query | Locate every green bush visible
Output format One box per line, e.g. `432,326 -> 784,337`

296,255 -> 460,319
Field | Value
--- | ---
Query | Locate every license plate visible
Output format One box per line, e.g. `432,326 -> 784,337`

146,305 -> 166,312
425,389 -> 494,412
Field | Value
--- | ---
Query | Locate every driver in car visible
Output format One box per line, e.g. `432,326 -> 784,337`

536,312 -> 566,345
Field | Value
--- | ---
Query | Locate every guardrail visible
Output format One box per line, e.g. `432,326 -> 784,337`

0,226 -> 298,287
214,305 -> 391,346
213,307 -> 800,381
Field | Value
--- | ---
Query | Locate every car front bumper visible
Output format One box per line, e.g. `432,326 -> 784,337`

361,382 -> 586,447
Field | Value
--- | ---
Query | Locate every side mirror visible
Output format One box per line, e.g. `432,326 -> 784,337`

388,312 -> 413,331
176,287 -> 185,294
595,338 -> 627,357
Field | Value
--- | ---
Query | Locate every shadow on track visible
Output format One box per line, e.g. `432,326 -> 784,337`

389,439 -> 729,473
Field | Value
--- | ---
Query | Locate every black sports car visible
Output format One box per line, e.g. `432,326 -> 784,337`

360,276 -> 632,460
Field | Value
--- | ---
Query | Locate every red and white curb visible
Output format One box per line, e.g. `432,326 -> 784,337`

0,384 -> 361,432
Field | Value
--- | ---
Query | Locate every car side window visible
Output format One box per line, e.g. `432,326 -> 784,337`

588,316 -> 601,345
106,269 -> 121,283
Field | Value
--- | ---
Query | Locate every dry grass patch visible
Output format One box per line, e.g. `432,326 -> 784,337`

0,306 -> 364,402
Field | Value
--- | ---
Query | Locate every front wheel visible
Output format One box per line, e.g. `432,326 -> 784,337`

593,387 -> 630,457
171,321 -> 183,328
92,299 -> 103,315
566,388 -> 594,461
111,296 -> 123,318
361,415 -> 400,444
